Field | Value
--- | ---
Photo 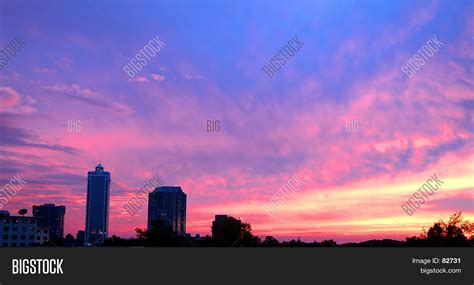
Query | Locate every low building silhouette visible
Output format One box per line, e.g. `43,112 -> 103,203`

0,210 -> 38,247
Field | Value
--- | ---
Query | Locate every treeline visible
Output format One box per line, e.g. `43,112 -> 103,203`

45,212 -> 474,247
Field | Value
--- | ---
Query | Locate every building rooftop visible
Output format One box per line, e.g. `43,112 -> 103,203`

152,186 -> 184,193
88,163 -> 110,175
214,215 -> 228,223
34,203 -> 63,207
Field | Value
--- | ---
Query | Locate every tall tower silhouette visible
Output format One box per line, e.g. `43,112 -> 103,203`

85,164 -> 111,246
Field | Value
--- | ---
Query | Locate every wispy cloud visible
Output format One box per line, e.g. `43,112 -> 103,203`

0,115 -> 79,155
54,57 -> 73,71
0,71 -> 21,80
181,73 -> 203,80
42,84 -> 134,115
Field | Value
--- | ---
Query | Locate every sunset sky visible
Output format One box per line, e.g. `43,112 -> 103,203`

0,0 -> 472,242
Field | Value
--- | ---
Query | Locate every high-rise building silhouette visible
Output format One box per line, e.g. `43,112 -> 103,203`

147,186 -> 186,236
32,203 -> 66,239
85,164 -> 111,246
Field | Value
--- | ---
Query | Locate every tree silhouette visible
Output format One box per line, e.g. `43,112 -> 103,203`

240,223 -> 261,246
103,235 -> 133,247
319,239 -> 337,247
406,211 -> 473,246
135,219 -> 180,246
211,216 -> 258,246
262,236 -> 279,246
63,233 -> 75,247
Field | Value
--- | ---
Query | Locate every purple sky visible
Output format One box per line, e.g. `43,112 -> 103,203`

0,0 -> 473,242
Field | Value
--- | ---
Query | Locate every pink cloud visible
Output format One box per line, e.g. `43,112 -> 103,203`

34,67 -> 51,73
0,86 -> 22,106
151,73 -> 165,81
0,86 -> 37,114
129,76 -> 149,82
54,57 -> 73,71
